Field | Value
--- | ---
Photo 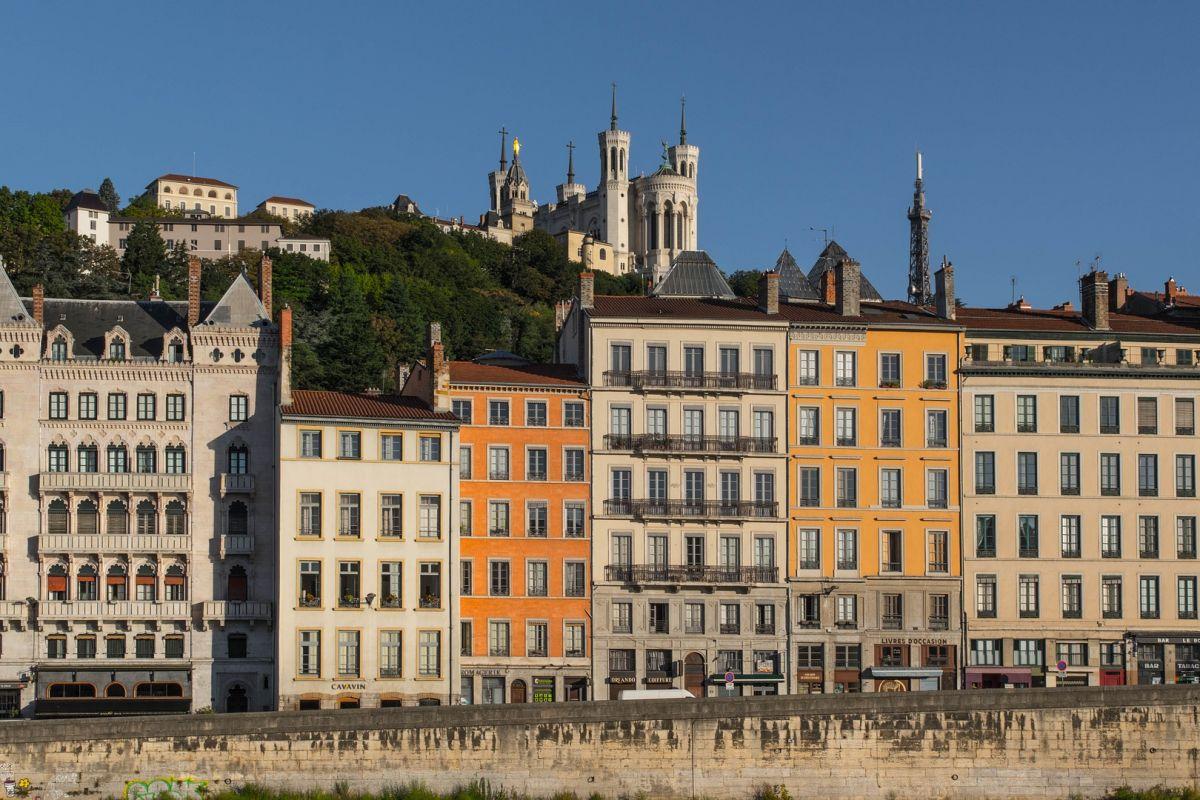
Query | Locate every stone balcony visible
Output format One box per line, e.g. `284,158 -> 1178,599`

37,534 -> 190,554
220,534 -> 254,556
38,600 -> 191,621
219,474 -> 255,495
202,601 -> 273,626
38,472 -> 191,493
0,601 -> 29,630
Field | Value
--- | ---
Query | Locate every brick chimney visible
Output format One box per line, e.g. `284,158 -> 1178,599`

279,305 -> 293,407
835,258 -> 861,317
258,254 -> 272,320
187,256 -> 202,327
1080,270 -> 1110,331
1108,273 -> 1129,311
428,322 -> 450,412
821,270 -> 836,305
757,271 -> 779,315
934,259 -> 956,320
579,271 -> 594,311
32,283 -> 44,325
1166,277 -> 1180,303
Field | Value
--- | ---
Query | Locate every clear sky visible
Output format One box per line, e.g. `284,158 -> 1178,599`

3,1 -> 1198,307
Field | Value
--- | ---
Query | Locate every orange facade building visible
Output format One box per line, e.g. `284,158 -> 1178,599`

443,353 -> 591,703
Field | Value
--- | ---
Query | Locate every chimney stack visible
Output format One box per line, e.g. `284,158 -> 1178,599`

428,321 -> 450,412
1108,273 -> 1129,311
835,259 -> 861,317
32,284 -> 44,325
1080,270 -> 1110,331
579,271 -> 595,311
934,258 -> 956,320
554,299 -> 571,332
258,254 -> 273,320
758,271 -> 779,315
279,305 -> 293,407
1166,277 -> 1179,303
821,269 -> 836,305
187,256 -> 202,327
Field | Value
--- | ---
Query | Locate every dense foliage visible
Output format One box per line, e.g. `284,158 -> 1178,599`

0,186 -> 642,392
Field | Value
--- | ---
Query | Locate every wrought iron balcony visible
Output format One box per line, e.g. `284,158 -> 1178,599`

604,564 -> 779,584
603,370 -> 777,392
38,534 -> 190,554
39,471 -> 191,493
603,434 -> 777,455
603,498 -> 779,520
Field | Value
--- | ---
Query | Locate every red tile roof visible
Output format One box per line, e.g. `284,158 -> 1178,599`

152,173 -> 239,189
957,306 -> 1200,336
589,295 -> 957,327
260,196 -> 315,207
1132,291 -> 1200,308
282,390 -> 459,421
448,361 -> 584,387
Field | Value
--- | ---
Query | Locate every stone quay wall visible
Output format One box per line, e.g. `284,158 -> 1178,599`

1,686 -> 1198,800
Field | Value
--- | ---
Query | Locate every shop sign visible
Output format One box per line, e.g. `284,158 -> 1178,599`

876,679 -> 908,692
1139,661 -> 1164,670
330,682 -> 367,691
879,637 -> 948,646
645,676 -> 673,685
608,675 -> 635,685
796,670 -> 823,682
460,669 -> 506,677
1175,662 -> 1200,671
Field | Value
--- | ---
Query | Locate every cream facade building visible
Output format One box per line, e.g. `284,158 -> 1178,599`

557,257 -> 790,698
960,270 -> 1200,688
277,323 -> 460,709
0,256 -> 279,718
149,174 -> 239,218
256,196 -> 315,222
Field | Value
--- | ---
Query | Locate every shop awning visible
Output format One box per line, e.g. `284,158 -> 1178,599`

709,673 -> 785,684
965,667 -> 1032,682
864,667 -> 944,679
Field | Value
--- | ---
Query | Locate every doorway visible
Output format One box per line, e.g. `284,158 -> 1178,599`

226,685 -> 249,713
684,652 -> 705,697
510,679 -> 527,703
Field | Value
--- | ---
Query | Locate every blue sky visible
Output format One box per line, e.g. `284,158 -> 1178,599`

2,1 -> 1198,307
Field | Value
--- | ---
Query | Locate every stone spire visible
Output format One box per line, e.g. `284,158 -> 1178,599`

907,150 -> 932,306
679,95 -> 687,145
610,82 -> 618,131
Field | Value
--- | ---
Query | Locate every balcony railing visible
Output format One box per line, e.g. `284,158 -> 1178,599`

603,370 -> 777,392
928,616 -> 950,631
39,600 -> 190,620
39,472 -> 191,492
605,564 -> 779,584
881,614 -> 903,630
202,601 -> 272,622
220,474 -> 255,495
603,499 -> 779,520
604,434 -> 777,455
220,534 -> 254,556
719,623 -> 740,635
755,623 -> 776,635
38,534 -> 190,554
0,601 -> 28,623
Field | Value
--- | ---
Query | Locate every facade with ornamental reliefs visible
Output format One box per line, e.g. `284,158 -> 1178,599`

0,255 -> 279,718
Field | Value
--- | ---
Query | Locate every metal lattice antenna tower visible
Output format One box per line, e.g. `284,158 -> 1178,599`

907,150 -> 932,306
499,126 -> 508,171
566,141 -> 575,184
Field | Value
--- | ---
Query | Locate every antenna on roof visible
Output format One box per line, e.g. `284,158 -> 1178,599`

1075,259 -> 1083,278
192,152 -> 196,178
1010,276 -> 1017,305
809,226 -> 830,246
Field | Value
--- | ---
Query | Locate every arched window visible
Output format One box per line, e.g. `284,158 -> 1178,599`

192,188 -> 202,196
107,444 -> 128,473
662,201 -> 675,250
51,336 -> 68,361
227,565 -> 248,602
224,192 -> 232,200
105,683 -> 126,698
77,444 -> 99,473
106,564 -> 127,601
106,500 -> 128,536
0,558 -> 6,600
165,500 -> 186,536
0,443 -> 6,473
77,564 -> 97,600
619,148 -> 625,173
107,338 -> 126,361
207,190 -> 217,198
48,443 -> 68,472
165,564 -> 186,601
163,186 -> 172,194
136,445 -> 157,473
165,445 -> 186,474
226,684 -> 249,713
166,339 -> 184,363
228,501 -> 248,536
135,564 -> 156,601
76,499 -> 98,536
228,445 -> 248,475
136,500 -> 156,535
47,498 -> 68,534
47,563 -> 69,600
610,146 -> 617,179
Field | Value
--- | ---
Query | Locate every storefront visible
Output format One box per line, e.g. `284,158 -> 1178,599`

607,672 -> 636,700
795,669 -> 824,694
865,667 -> 944,692
34,667 -> 191,717
965,667 -> 1032,689
531,676 -> 556,703
1136,643 -> 1166,685
708,672 -> 785,697
833,668 -> 861,693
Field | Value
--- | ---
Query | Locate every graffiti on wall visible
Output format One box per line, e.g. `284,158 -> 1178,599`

124,777 -> 208,800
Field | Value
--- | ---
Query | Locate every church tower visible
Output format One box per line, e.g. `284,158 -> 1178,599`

499,136 -> 536,233
597,83 -> 632,270
666,96 -> 700,252
907,150 -> 932,306
488,127 -> 508,213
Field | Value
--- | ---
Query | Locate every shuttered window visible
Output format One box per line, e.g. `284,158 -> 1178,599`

1177,398 -> 1195,435
1137,397 -> 1158,434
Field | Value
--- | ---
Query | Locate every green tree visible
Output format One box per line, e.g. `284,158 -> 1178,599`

318,271 -> 385,392
121,220 -> 166,297
727,269 -> 763,298
98,178 -> 120,213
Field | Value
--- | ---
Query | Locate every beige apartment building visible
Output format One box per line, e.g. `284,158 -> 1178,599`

961,270 -> 1200,688
277,322 -> 460,709
148,174 -> 239,217
256,196 -> 316,221
557,256 -> 790,699
0,256 -> 279,718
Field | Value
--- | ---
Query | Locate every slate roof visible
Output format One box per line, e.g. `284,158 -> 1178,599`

0,268 -> 34,325
66,190 -> 109,214
448,360 -> 583,387
199,273 -> 270,328
774,248 -> 820,301
651,251 -> 736,299
32,299 -> 212,359
956,306 -> 1200,336
282,390 -> 459,421
805,241 -> 884,302
393,194 -> 422,214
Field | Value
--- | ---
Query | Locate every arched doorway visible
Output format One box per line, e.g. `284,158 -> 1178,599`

105,682 -> 126,698
510,679 -> 527,704
685,652 -> 705,698
225,684 -> 249,713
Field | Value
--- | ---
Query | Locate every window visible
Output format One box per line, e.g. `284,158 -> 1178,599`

337,630 -> 360,677
136,393 -> 156,421
649,602 -> 669,634
1061,575 -> 1083,618
525,401 -> 547,427
380,494 -> 403,538
419,563 -> 441,608
78,392 -> 97,420
488,447 -> 510,480
135,636 -> 155,659
377,433 -> 403,461
835,467 -> 857,508
77,444 -> 98,473
1016,395 -> 1037,433
797,350 -> 818,385
975,575 -> 997,618
108,392 -> 126,420
1102,576 -> 1122,618
1176,397 -> 1195,435
1138,516 -> 1160,559
1140,576 -> 1160,619
719,602 -> 740,634
49,391 -> 68,419
924,353 -> 948,387
1060,453 -> 1080,495
526,622 -> 549,657
1018,515 -> 1039,558
1061,515 -> 1081,558
338,431 -> 361,459
452,399 -> 473,423
165,394 -> 185,421
489,560 -> 510,597
563,401 -> 584,427
1101,453 -> 1121,495
417,435 -> 441,462
564,562 -> 585,597
488,400 -> 510,426
379,631 -> 402,677
1137,397 -> 1158,434
880,408 -> 901,447
1101,516 -> 1122,558
1178,455 -> 1196,498
1138,454 -> 1158,497
835,408 -> 856,446
1017,452 -> 1038,494
487,501 -> 510,536
418,495 -> 441,538
925,409 -> 948,447
881,530 -> 903,573
970,638 -> 1001,666
337,562 -> 361,607
611,601 -> 632,634
974,394 -> 994,432
835,351 -> 856,387
227,445 -> 248,475
564,502 -> 585,538
879,352 -> 901,386
1100,396 -> 1120,434
299,561 -> 321,606
797,407 -> 819,445
108,338 -> 126,361
165,636 -> 185,659
1178,577 -> 1197,620
798,467 -> 820,506
927,469 -> 948,509
106,636 -> 126,659
526,448 -> 547,480
929,594 -> 950,630
797,529 -> 820,570
1014,640 -> 1044,667
1060,395 -> 1080,433
300,430 -> 322,458
927,530 -> 949,573
609,406 -> 631,437
835,595 -> 858,626
337,493 -> 361,538
299,493 -> 322,537
836,529 -> 858,570
527,561 -> 548,596
975,452 -> 995,494
1179,517 -> 1197,559
880,468 -> 901,509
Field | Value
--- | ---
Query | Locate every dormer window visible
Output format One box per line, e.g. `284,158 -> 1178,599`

108,339 -> 126,361
51,337 -> 68,361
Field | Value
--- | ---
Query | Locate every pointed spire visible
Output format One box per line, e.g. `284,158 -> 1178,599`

679,95 -> 687,145
499,126 -> 508,171
610,82 -> 618,131
566,140 -> 576,185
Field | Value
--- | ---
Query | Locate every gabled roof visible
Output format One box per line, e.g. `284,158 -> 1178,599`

283,390 -> 459,422
200,273 -> 269,328
805,241 -> 884,302
0,267 -> 34,325
66,190 -> 109,214
151,174 -> 238,189
651,251 -> 735,299
392,194 -> 422,214
774,248 -> 820,301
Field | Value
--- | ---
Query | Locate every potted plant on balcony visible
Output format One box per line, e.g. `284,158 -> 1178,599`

921,379 -> 948,390
382,593 -> 398,608
879,379 -> 901,389
341,593 -> 358,607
